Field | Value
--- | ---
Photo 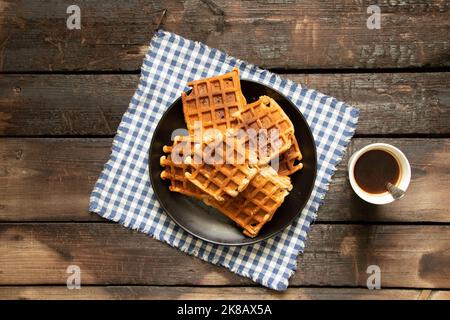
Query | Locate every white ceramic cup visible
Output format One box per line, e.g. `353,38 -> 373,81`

348,143 -> 411,205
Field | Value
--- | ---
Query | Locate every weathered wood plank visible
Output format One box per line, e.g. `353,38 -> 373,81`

0,138 -> 448,222
0,75 -> 136,136
0,286 -> 445,300
1,73 -> 449,136
1,1 -> 449,71
0,224 -> 448,287
293,73 -> 450,135
0,138 -> 108,221
321,138 -> 450,222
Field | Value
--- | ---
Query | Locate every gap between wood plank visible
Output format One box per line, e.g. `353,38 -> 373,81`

0,284 -> 449,292
1,221 -> 450,226
1,67 -> 450,75
1,134 -> 450,139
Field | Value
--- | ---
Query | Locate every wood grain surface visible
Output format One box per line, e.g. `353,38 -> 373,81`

0,73 -> 449,136
0,223 -> 449,287
1,286 -> 448,300
0,138 -> 448,222
1,0 -> 449,300
1,0 -> 449,71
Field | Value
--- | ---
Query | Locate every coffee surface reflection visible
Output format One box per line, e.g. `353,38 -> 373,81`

354,150 -> 400,194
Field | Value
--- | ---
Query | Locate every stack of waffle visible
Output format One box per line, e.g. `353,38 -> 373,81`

160,68 -> 303,237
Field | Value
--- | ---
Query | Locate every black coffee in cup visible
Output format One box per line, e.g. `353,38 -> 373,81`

353,149 -> 400,194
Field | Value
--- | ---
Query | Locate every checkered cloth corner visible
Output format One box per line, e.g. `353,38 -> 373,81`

89,30 -> 359,291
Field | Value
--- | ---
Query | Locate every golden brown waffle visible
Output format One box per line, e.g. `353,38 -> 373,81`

278,136 -> 303,176
182,68 -> 247,134
160,70 -> 304,238
232,95 -> 294,165
204,166 -> 292,237
185,131 -> 258,202
160,137 -> 205,200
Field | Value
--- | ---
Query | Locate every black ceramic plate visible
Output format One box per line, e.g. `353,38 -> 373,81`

149,80 -> 317,246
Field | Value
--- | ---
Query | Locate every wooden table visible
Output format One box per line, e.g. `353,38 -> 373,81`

0,1 -> 449,300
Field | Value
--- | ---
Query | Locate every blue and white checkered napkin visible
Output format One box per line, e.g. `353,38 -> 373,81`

90,30 -> 359,291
